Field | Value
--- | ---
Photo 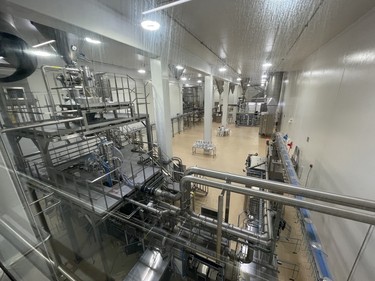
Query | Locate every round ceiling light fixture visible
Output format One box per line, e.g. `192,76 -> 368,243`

141,20 -> 160,31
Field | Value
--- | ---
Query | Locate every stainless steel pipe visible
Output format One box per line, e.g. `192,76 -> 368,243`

185,167 -> 375,213
187,213 -> 271,247
181,176 -> 375,225
124,198 -> 172,216
216,194 -> 224,259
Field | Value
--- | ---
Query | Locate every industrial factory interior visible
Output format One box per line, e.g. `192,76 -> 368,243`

1,0 -> 375,280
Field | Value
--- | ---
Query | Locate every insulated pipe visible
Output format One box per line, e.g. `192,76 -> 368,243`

184,167 -> 375,212
181,176 -> 375,225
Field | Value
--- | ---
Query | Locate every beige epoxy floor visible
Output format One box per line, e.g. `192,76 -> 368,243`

172,123 -> 267,225
171,123 -> 315,281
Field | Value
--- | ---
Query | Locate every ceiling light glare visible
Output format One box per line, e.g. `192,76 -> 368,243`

181,77 -> 187,81
219,67 -> 227,72
0,56 -> 4,60
141,20 -> 160,31
176,65 -> 184,70
85,37 -> 101,44
32,40 -> 55,48
247,83 -> 250,87
142,0 -> 192,15
185,84 -> 190,87
236,77 -> 242,81
197,73 -> 202,77
138,69 -> 146,74
284,79 -> 289,83
263,62 -> 272,67
29,50 -> 55,57
197,80 -> 202,83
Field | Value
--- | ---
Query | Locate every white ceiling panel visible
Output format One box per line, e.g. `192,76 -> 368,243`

98,0 -> 375,83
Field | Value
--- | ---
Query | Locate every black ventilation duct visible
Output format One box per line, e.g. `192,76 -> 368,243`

31,22 -> 77,66
0,0 -> 37,82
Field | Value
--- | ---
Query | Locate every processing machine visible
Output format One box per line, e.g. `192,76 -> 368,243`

1,16 -> 375,281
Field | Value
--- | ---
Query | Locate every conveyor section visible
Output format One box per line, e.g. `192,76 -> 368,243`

275,132 -> 333,280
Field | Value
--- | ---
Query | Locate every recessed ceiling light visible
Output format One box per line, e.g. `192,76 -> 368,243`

141,20 -> 160,31
176,65 -> 184,70
197,80 -> 202,83
85,37 -> 101,44
263,62 -> 272,67
32,40 -> 55,48
237,77 -> 242,81
181,77 -> 187,81
219,67 -> 227,72
138,69 -> 146,74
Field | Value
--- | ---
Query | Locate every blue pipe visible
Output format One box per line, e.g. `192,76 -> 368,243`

275,132 -> 333,280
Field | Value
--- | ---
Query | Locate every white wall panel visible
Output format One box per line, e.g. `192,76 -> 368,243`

280,9 -> 375,281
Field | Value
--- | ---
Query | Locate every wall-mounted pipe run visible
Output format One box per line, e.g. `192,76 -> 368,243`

184,167 -> 375,213
181,176 -> 375,225
274,132 -> 332,280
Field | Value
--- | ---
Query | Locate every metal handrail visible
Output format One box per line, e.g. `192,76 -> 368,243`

0,117 -> 84,133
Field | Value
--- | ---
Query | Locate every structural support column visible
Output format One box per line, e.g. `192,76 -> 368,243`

204,75 -> 213,142
150,58 -> 173,161
221,82 -> 229,127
